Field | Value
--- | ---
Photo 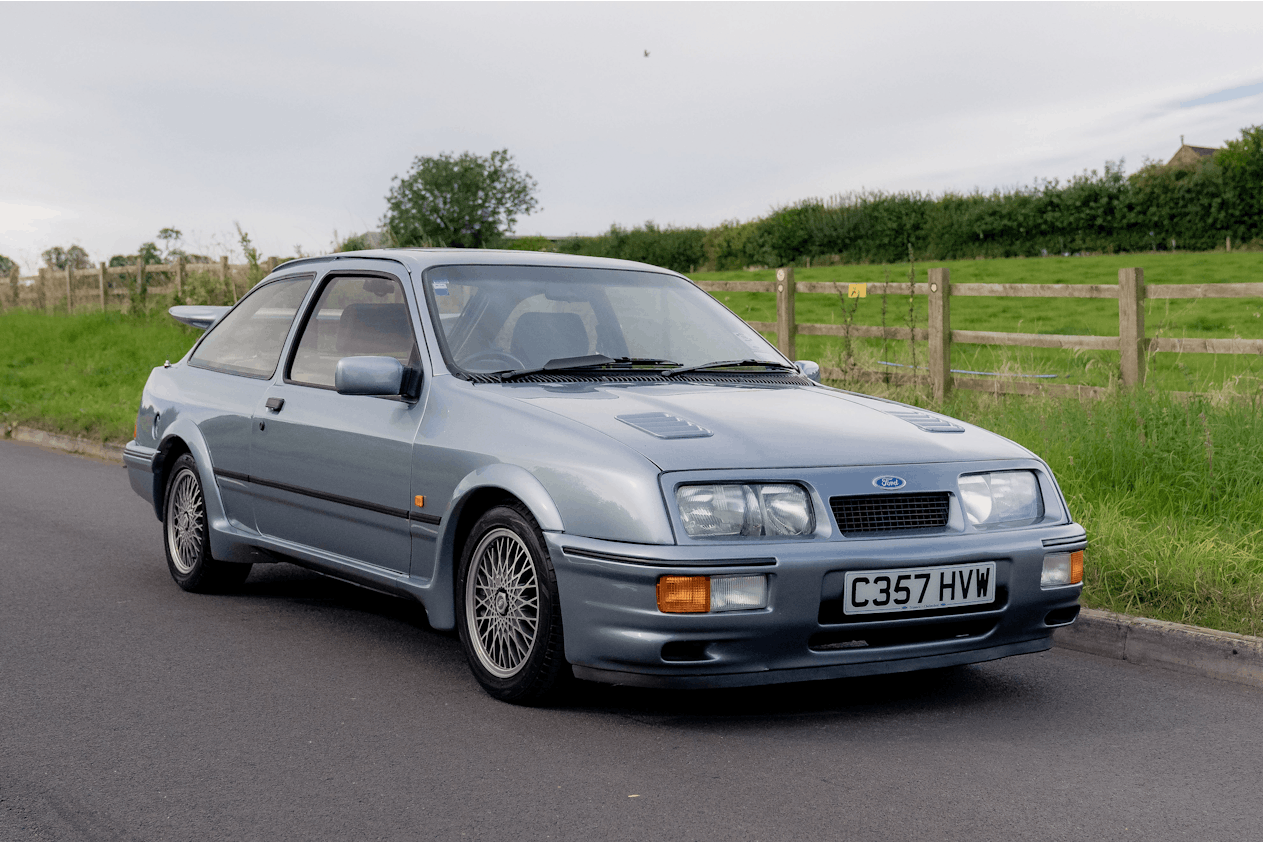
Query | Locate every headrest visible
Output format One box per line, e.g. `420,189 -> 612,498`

509,311 -> 590,368
337,302 -> 412,357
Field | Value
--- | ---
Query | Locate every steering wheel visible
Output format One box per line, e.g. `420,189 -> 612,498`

457,349 -> 526,372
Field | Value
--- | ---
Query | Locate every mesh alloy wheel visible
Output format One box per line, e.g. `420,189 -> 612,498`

464,527 -> 541,678
165,466 -> 205,575
161,453 -> 251,592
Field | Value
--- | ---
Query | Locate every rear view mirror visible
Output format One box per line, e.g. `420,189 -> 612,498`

335,356 -> 405,396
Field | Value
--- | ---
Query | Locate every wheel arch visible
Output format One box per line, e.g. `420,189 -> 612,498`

424,464 -> 563,631
151,434 -> 192,520
152,421 -> 236,562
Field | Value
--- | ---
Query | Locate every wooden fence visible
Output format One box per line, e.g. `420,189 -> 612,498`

0,257 -> 281,313
695,267 -> 1263,399
5,259 -> 1259,398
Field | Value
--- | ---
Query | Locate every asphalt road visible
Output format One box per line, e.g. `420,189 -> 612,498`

2,439 -> 1261,842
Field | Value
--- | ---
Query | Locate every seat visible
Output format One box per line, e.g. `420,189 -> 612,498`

509,311 -> 590,368
337,303 -> 412,359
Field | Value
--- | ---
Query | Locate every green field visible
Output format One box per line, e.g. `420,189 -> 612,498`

3,254 -> 1262,637
0,309 -> 200,441
692,251 -> 1263,393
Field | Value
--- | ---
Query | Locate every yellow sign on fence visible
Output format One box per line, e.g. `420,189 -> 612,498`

848,283 -> 867,299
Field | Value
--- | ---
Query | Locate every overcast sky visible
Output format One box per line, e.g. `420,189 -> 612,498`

3,1 -> 1263,270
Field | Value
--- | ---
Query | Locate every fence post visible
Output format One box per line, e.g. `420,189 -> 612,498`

775,267 -> 796,360
134,259 -> 147,314
38,267 -> 49,312
220,256 -> 236,301
8,267 -> 17,310
1118,267 -> 1146,388
176,255 -> 186,297
927,267 -> 951,400
265,256 -> 277,275
98,263 -> 107,311
65,265 -> 74,314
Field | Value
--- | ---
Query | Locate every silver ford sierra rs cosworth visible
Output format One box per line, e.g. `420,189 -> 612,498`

124,249 -> 1086,704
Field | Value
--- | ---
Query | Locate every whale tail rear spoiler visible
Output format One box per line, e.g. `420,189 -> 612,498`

168,305 -> 229,330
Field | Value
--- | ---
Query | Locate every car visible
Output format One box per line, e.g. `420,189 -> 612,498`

124,249 -> 1085,704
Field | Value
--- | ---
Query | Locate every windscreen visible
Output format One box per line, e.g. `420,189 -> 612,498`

421,265 -> 783,374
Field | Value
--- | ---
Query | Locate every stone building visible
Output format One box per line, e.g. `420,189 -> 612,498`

1166,139 -> 1220,168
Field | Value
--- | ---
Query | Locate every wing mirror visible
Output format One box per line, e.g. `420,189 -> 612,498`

335,356 -> 405,396
795,360 -> 822,383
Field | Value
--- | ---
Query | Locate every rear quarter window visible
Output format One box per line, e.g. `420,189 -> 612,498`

189,277 -> 313,378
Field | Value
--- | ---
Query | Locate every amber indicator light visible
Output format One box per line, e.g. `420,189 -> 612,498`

414,495 -> 425,508
1070,550 -> 1084,584
657,575 -> 710,613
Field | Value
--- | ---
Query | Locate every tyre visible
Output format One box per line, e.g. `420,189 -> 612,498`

455,503 -> 569,704
163,453 -> 251,592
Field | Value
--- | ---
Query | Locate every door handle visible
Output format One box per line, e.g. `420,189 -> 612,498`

265,397 -> 285,412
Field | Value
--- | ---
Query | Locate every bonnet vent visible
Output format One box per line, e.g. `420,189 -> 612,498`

616,412 -> 713,439
885,409 -> 965,433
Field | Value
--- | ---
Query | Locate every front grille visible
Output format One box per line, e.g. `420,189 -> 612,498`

830,492 -> 950,534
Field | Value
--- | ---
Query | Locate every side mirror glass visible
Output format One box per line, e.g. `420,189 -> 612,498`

795,360 -> 821,383
334,356 -> 405,396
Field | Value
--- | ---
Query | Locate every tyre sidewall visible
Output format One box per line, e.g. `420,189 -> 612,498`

455,505 -> 566,704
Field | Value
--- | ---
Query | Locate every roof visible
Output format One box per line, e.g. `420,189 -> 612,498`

1166,143 -> 1221,168
271,248 -> 680,277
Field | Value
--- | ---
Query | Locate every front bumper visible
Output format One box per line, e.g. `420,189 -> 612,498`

547,524 -> 1085,689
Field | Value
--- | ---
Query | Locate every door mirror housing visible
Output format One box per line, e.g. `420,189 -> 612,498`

335,356 -> 405,396
795,360 -> 821,383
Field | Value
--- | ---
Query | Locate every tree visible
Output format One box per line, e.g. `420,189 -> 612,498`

41,245 -> 92,270
382,149 -> 540,248
0,254 -> 16,275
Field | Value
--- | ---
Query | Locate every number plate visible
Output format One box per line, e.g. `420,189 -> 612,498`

843,562 -> 996,615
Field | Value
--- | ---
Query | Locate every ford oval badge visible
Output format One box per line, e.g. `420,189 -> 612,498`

872,475 -> 906,490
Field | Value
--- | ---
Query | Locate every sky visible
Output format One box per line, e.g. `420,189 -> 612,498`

3,1 -> 1263,270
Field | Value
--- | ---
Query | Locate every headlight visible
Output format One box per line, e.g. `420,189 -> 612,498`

676,483 -> 814,538
958,471 -> 1043,527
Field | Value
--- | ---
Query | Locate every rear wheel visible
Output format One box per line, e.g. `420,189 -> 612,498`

456,504 -> 568,704
163,453 -> 251,592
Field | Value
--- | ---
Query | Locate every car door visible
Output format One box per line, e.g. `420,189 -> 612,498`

249,268 -> 423,574
182,274 -> 315,530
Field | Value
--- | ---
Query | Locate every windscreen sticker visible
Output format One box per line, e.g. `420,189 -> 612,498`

734,330 -> 767,350
432,280 -> 449,296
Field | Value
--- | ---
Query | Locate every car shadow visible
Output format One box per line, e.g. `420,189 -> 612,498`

227,560 -> 444,636
558,662 -> 1029,725
221,560 -> 1040,722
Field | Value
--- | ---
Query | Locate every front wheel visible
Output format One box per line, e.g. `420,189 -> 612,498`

163,453 -> 251,592
455,504 -> 568,704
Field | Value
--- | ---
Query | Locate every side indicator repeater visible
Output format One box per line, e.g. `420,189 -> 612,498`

414,495 -> 425,508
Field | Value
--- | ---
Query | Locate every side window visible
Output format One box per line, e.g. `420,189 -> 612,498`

289,275 -> 417,389
189,277 -> 312,378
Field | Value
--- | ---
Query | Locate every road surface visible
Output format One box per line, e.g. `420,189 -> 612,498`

2,440 -> 1260,841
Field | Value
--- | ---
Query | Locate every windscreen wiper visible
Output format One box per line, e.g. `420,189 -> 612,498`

496,355 -> 682,382
662,358 -> 800,377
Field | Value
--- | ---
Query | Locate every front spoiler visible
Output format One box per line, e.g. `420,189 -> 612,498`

572,635 -> 1052,689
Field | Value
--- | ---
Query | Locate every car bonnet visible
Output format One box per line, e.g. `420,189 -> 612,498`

509,382 -> 1032,471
